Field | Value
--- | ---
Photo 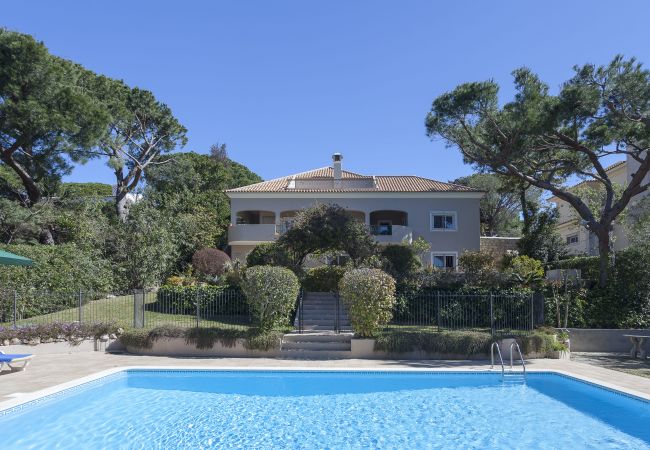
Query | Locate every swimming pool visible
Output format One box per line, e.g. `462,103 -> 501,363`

1,370 -> 649,449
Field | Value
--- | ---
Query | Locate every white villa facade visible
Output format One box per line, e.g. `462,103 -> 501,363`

225,154 -> 483,269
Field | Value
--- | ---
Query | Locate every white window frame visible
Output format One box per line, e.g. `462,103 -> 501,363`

430,211 -> 457,231
431,251 -> 458,270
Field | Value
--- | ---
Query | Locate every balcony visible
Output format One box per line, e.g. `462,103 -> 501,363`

228,224 -> 278,244
369,225 -> 413,244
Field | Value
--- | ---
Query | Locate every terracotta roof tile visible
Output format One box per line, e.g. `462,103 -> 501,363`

226,166 -> 480,193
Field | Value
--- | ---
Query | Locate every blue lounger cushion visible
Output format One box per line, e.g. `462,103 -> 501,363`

0,354 -> 32,362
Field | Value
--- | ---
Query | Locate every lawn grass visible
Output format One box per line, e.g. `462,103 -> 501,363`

2,294 -> 252,331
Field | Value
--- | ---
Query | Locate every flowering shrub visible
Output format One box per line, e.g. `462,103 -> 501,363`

0,322 -> 120,345
339,268 -> 396,338
242,266 -> 300,330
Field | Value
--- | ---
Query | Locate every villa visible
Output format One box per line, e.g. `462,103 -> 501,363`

225,153 -> 484,268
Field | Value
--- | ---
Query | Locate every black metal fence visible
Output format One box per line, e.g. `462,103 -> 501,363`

0,289 -> 251,330
390,291 -> 543,335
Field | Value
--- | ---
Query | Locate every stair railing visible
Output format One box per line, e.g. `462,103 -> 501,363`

297,290 -> 304,334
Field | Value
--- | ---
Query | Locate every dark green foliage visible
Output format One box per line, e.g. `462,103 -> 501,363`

375,330 -> 493,356
518,204 -> 566,266
154,285 -> 246,316
60,183 -> 113,198
277,204 -> 376,268
0,243 -> 114,294
553,256 -> 600,285
119,325 -> 284,351
302,266 -> 347,292
381,245 -> 421,280
453,174 -> 522,236
426,56 -> 650,286
242,265 -> 300,330
246,242 -> 294,268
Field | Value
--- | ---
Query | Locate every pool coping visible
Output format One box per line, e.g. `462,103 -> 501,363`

1,365 -> 649,414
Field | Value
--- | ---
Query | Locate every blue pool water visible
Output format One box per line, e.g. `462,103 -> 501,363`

1,370 -> 649,449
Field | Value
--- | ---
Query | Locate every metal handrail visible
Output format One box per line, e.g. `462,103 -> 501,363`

335,293 -> 340,334
510,341 -> 526,375
490,342 -> 505,378
297,290 -> 304,334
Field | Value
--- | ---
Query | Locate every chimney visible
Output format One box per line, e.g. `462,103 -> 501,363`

332,153 -> 343,187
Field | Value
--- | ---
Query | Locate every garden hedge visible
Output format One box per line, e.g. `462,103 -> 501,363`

153,285 -> 248,317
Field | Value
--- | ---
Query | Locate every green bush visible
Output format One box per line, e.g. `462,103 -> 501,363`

302,266 -> 346,292
191,248 -> 230,277
553,256 -> 599,284
242,265 -> 300,330
375,329 -> 493,355
381,244 -> 421,280
339,268 -> 396,338
505,255 -> 544,287
154,285 -> 247,316
246,242 -> 293,268
119,325 -> 285,351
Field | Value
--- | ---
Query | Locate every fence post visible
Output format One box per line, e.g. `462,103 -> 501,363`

12,290 -> 17,328
78,289 -> 83,323
133,290 -> 145,328
489,292 -> 495,337
436,291 -> 441,332
196,291 -> 201,327
530,292 -> 534,331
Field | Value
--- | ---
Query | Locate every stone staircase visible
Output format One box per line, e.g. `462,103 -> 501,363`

280,292 -> 353,358
293,291 -> 352,331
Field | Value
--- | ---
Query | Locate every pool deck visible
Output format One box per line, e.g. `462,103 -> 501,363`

1,352 -> 650,409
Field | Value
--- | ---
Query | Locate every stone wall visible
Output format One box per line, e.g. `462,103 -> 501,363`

480,236 -> 520,260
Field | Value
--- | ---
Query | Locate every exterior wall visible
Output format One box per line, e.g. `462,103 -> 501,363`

480,236 -> 519,259
231,244 -> 258,262
228,194 -> 481,263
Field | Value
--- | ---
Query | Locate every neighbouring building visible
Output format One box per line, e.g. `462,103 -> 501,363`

550,156 -> 649,256
225,153 -> 484,269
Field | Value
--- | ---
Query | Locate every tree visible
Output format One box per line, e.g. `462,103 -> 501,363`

276,204 -> 377,268
94,79 -> 187,220
517,201 -> 566,265
426,56 -> 650,287
145,151 -> 262,264
453,173 -> 522,236
0,30 -> 109,241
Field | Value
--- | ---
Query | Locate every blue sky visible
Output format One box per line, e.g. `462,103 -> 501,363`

4,1 -> 650,184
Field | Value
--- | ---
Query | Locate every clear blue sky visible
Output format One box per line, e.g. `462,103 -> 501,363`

4,1 -> 650,184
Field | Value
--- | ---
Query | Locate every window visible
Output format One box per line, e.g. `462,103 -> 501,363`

566,234 -> 579,245
377,220 -> 392,235
430,211 -> 457,231
432,253 -> 456,269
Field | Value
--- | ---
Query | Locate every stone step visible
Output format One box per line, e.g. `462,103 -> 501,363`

283,332 -> 353,343
303,318 -> 350,324
282,341 -> 351,351
301,325 -> 353,331
278,349 -> 352,359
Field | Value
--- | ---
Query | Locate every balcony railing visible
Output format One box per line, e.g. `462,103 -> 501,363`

369,225 -> 413,244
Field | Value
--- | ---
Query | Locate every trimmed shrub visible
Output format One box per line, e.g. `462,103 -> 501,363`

242,266 -> 300,330
0,322 -> 119,345
154,285 -> 247,316
192,248 -> 230,277
302,266 -> 346,292
339,268 -> 396,338
554,256 -> 599,285
375,329 -> 493,355
505,255 -> 544,287
381,244 -> 421,280
246,242 -> 293,268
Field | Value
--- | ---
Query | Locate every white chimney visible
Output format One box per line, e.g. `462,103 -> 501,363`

332,153 -> 343,187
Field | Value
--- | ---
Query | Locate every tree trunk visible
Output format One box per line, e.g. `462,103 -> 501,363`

595,227 -> 611,288
114,167 -> 129,221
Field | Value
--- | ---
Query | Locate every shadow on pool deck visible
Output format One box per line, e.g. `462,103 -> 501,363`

572,352 -> 650,379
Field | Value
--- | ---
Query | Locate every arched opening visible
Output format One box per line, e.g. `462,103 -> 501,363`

347,210 -> 365,223
235,210 -> 275,225
369,210 -> 408,235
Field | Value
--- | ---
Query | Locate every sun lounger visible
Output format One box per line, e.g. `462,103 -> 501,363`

0,351 -> 33,372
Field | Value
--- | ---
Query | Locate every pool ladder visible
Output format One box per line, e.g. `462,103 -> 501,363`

491,342 -> 526,383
